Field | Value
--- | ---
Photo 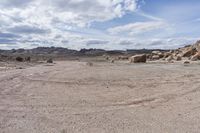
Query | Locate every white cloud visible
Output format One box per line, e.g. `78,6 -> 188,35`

136,11 -> 163,21
0,0 -> 139,27
0,0 -> 197,50
37,0 -> 138,26
0,0 -> 140,49
0,0 -> 34,8
108,21 -> 168,35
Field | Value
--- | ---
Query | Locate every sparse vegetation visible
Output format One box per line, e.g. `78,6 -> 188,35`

16,57 -> 24,62
47,58 -> 53,63
86,62 -> 93,66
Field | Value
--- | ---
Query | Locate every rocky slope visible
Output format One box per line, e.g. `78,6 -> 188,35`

147,40 -> 200,62
126,40 -> 200,63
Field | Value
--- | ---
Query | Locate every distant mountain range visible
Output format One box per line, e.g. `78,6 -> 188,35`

0,47 -> 169,57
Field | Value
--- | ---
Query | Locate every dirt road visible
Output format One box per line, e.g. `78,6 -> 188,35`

1,61 -> 200,133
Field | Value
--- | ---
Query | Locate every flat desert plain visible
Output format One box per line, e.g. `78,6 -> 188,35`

1,61 -> 200,133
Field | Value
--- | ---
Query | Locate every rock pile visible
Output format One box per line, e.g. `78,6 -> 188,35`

129,40 -> 200,63
164,40 -> 200,61
149,40 -> 200,62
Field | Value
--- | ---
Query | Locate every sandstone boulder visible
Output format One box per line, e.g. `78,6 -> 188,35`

164,52 -> 172,58
182,47 -> 197,57
152,51 -> 161,55
158,53 -> 164,58
152,55 -> 160,60
183,61 -> 190,64
111,59 -> 115,63
191,52 -> 200,61
175,56 -> 182,61
152,51 -> 164,58
166,55 -> 173,62
129,54 -> 146,63
194,40 -> 200,52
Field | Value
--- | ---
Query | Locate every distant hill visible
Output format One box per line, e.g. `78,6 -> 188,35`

0,47 -> 169,57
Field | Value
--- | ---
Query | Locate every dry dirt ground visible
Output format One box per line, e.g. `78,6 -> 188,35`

1,60 -> 200,133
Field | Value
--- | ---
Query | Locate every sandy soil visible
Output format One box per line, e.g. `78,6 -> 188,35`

1,60 -> 200,133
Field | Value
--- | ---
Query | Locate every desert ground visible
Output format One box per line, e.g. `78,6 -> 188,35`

1,60 -> 200,133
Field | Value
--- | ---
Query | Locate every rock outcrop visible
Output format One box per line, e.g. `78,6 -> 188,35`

146,40 -> 200,62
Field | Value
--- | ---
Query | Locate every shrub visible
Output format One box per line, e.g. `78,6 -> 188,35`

16,57 -> 24,62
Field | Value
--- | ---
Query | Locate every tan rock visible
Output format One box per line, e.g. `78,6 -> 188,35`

152,55 -> 160,60
191,52 -> 200,61
175,56 -> 182,61
183,61 -> 190,64
152,51 -> 164,58
152,51 -> 161,55
118,56 -> 129,60
194,40 -> 200,52
111,59 -> 115,63
129,54 -> 147,63
166,55 -> 174,62
182,47 -> 197,57
164,52 -> 172,58
158,53 -> 164,58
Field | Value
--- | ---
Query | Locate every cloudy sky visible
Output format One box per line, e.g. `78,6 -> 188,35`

0,0 -> 200,50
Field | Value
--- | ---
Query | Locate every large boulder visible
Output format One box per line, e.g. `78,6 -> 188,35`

129,54 -> 146,63
183,61 -> 190,64
151,51 -> 164,58
166,55 -> 174,62
191,52 -> 200,61
194,40 -> 200,52
182,47 -> 197,57
152,51 -> 161,55
111,59 -> 115,63
164,52 -> 172,58
152,55 -> 160,60
175,55 -> 182,61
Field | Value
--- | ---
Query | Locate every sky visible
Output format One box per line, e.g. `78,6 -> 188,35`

0,0 -> 200,50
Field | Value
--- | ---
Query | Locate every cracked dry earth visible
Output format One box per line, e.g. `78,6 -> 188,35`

1,61 -> 200,133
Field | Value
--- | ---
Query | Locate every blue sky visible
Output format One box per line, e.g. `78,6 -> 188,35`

0,0 -> 200,50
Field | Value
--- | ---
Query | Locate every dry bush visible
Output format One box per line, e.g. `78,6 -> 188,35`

47,58 -> 53,63
16,57 -> 24,62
